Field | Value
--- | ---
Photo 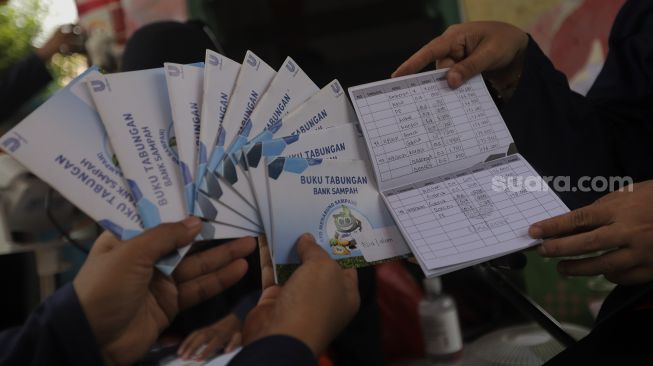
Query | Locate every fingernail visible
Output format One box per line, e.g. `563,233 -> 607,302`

537,244 -> 547,256
529,225 -> 543,239
182,216 -> 202,231
301,233 -> 316,242
448,70 -> 462,88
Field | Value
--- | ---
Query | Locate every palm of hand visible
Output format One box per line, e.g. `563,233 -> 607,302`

101,272 -> 180,365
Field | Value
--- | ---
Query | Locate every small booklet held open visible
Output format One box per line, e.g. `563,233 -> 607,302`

348,69 -> 569,277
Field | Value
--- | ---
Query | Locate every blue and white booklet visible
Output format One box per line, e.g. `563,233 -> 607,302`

87,68 -> 256,273
195,50 -> 240,217
164,62 -> 203,215
218,56 -> 319,211
197,50 -> 275,229
267,158 -> 411,282
245,124 -> 365,251
0,67 -> 143,240
164,62 -> 259,233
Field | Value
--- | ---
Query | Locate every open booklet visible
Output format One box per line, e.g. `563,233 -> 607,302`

348,69 -> 569,277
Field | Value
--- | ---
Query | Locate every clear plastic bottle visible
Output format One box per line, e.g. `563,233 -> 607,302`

419,277 -> 464,365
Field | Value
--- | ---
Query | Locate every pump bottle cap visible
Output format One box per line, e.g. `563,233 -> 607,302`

423,276 -> 442,296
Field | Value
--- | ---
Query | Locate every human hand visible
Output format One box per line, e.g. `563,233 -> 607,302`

530,181 -> 653,285
393,21 -> 528,94
177,313 -> 242,360
241,234 -> 360,356
36,24 -> 85,61
73,217 -> 256,366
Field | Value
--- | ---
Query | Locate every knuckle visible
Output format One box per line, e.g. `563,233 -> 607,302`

445,24 -> 460,34
582,232 -> 599,252
570,209 -> 591,228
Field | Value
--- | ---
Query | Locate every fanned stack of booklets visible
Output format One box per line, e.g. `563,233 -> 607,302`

1,49 -> 568,280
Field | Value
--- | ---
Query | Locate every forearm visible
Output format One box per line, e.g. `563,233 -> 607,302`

0,52 -> 52,121
499,36 -> 628,209
0,284 -> 104,366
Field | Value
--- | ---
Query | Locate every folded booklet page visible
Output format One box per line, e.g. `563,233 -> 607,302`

348,69 -> 568,277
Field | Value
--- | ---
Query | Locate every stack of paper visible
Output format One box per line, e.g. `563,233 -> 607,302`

0,50 -> 566,281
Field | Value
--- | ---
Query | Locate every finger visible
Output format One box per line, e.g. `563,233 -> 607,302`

178,258 -> 248,309
257,285 -> 282,307
343,268 -> 360,308
406,256 -> 418,264
197,334 -> 228,360
258,235 -> 275,290
447,43 -> 497,88
557,249 -> 636,277
537,224 -> 624,257
174,236 -> 256,283
179,331 -> 210,359
296,233 -> 330,263
529,202 -> 613,239
436,57 -> 456,70
605,266 -> 653,285
392,34 -> 452,77
225,332 -> 242,353
127,217 -> 202,265
89,231 -> 119,257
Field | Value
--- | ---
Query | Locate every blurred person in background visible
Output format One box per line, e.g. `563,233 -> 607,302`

0,17 -> 85,121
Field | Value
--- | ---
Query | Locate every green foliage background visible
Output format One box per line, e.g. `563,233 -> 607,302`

0,0 -> 44,74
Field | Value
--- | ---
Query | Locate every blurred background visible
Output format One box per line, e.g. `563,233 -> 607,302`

0,0 -> 625,364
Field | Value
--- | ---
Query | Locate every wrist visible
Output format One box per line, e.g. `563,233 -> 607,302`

486,32 -> 528,102
265,323 -> 327,356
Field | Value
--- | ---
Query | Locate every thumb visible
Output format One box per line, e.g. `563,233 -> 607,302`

447,44 -> 495,88
128,216 -> 202,265
295,233 -> 329,263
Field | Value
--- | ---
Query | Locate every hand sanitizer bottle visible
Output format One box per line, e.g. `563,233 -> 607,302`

419,277 -> 463,365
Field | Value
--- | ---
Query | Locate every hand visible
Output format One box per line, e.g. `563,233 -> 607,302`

177,313 -> 242,360
241,234 -> 360,356
392,21 -> 528,94
73,217 -> 256,366
35,24 -> 85,61
530,181 -> 653,285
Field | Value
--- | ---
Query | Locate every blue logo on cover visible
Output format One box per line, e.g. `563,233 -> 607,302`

246,53 -> 258,67
208,54 -> 221,66
331,82 -> 341,95
91,80 -> 106,92
2,137 -> 21,152
285,60 -> 296,73
167,64 -> 181,77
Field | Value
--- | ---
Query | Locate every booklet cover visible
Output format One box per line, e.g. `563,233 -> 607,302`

195,50 -> 240,208
0,67 -> 142,240
245,124 -> 365,247
164,62 -> 204,214
272,79 -> 356,138
267,158 -> 411,282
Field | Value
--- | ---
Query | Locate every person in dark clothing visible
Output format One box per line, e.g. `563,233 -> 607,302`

0,24 -> 84,121
393,0 -> 653,363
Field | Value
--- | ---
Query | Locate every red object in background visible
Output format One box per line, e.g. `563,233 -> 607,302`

549,0 -> 625,80
75,0 -> 127,44
376,262 -> 426,361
